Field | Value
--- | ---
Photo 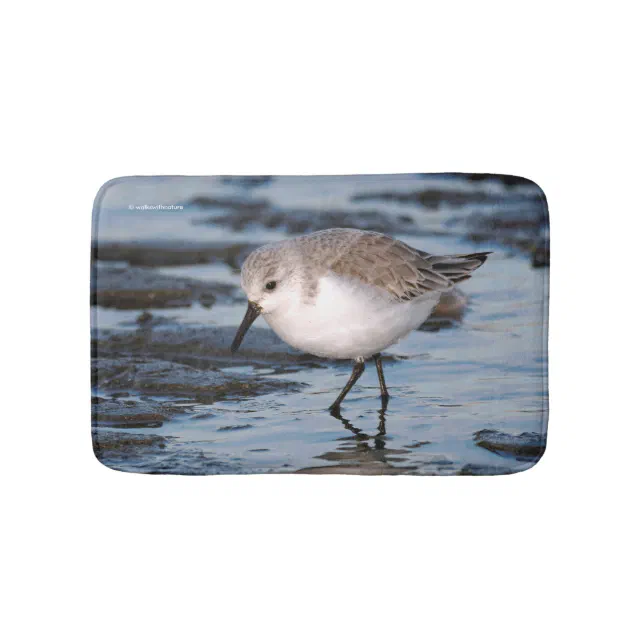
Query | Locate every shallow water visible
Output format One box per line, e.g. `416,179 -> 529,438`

91,174 -> 548,475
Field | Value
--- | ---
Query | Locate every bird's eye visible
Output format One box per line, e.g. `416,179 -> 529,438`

265,281 -> 277,291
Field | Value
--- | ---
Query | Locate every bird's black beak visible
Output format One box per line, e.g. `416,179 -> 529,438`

231,301 -> 262,353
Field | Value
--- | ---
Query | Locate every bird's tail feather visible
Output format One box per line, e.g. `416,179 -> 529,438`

425,252 -> 492,284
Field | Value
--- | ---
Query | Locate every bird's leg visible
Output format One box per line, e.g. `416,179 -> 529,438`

374,353 -> 390,407
329,358 -> 365,413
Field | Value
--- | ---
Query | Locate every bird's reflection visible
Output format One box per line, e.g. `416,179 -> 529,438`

299,400 -> 416,474
329,399 -> 388,443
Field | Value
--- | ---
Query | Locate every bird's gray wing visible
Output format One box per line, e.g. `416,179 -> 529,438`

326,230 -> 490,301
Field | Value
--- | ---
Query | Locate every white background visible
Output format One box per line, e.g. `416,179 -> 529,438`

3,1 -> 642,642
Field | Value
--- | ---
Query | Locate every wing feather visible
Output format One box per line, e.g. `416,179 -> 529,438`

320,229 -> 490,301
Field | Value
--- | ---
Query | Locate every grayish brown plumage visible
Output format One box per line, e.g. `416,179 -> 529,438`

241,228 -> 490,303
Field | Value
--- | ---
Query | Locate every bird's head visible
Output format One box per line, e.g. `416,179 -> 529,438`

231,243 -> 299,352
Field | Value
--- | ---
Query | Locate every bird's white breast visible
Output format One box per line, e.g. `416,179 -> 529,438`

263,273 -> 441,359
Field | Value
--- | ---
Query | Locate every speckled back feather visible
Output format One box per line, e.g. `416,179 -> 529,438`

299,229 -> 490,302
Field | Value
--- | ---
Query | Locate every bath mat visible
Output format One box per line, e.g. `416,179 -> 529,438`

91,173 -> 549,475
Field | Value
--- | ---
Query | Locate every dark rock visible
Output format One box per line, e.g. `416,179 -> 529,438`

353,176 -> 543,209
457,174 -> 540,188
134,312 -> 179,328
349,177 -> 548,264
91,265 -> 240,310
93,397 -> 181,428
458,463 -> 518,475
197,207 -> 424,236
473,429 -> 546,461
419,318 -> 459,333
92,430 -> 170,458
136,311 -> 154,325
403,440 -> 432,449
92,241 -> 257,270
531,227 -> 550,268
217,424 -> 252,432
419,289 -> 467,332
93,430 -> 246,475
353,188 -> 497,208
95,288 -> 193,309
452,206 -> 548,263
531,245 -> 549,268
92,356 -> 303,399
220,175 -> 273,188
92,324 -> 326,368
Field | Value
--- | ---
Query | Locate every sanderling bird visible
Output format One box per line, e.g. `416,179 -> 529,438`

231,228 -> 490,413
